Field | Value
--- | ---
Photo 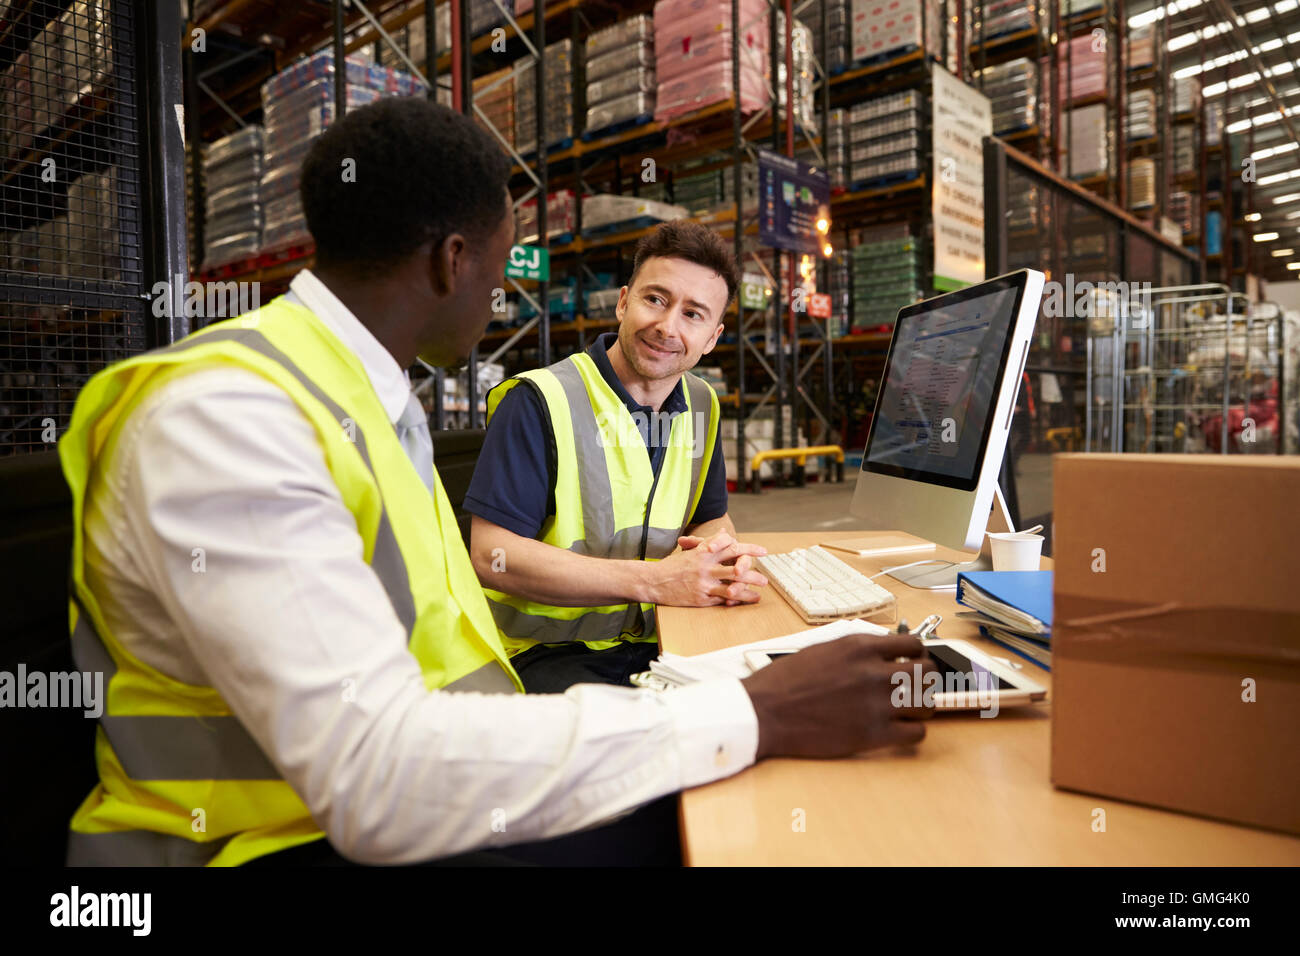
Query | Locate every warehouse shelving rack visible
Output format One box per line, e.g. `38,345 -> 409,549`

1,0 -> 187,455
178,2 -> 991,489
966,0 -> 1053,163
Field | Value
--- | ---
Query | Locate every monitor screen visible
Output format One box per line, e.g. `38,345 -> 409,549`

862,275 -> 1026,492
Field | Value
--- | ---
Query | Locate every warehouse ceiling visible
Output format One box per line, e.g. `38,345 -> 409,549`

1132,0 -> 1300,278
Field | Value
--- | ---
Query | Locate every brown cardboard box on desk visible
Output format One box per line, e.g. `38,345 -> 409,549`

1051,453 -> 1300,835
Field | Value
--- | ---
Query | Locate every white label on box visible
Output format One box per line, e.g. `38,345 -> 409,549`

931,66 -> 991,291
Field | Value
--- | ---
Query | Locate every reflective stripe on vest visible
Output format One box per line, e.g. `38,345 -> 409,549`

483,355 -> 718,645
67,829 -> 241,867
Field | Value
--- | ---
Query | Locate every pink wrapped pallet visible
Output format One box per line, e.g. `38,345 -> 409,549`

654,0 -> 768,85
1056,34 -> 1106,101
655,59 -> 768,120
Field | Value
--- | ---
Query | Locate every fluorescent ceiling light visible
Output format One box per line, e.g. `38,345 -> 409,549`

1245,212 -> 1263,221
1228,108 -> 1299,134
1259,169 -> 1300,186
1254,232 -> 1280,241
1130,0 -> 1207,29
1288,262 -> 1300,270
1252,142 -> 1300,161
1286,210 -> 1300,219
1272,248 -> 1295,256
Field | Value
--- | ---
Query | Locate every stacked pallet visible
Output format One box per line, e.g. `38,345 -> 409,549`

804,0 -> 848,73
850,222 -> 922,331
1056,34 -> 1107,102
976,57 -> 1041,134
1128,158 -> 1156,210
584,15 -> 656,137
672,162 -> 758,215
515,189 -> 577,245
258,50 -> 420,255
851,0 -> 947,65
846,89 -> 924,186
516,39 -> 575,151
1066,104 -> 1108,179
202,127 -> 264,269
1126,89 -> 1156,140
653,0 -> 769,121
476,66 -> 516,152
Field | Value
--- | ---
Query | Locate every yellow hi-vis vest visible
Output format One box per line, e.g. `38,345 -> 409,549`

58,297 -> 522,867
482,352 -> 721,655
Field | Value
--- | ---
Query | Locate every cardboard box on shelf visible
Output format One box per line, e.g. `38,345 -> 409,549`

1051,453 -> 1300,836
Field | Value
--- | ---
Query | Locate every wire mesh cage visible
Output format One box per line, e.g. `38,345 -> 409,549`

1,0 -> 146,456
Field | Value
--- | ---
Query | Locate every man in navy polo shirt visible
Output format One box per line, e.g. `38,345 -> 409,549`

466,221 -> 770,692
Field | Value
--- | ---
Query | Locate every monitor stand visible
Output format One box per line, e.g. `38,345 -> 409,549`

883,485 -> 1015,590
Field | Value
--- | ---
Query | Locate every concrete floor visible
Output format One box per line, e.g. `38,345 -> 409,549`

728,451 -> 1058,553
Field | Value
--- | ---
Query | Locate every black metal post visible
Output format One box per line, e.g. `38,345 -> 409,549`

819,0 -> 831,424
770,3 -> 785,476
734,0 -> 747,489
140,0 -> 188,345
983,137 -> 1007,278
333,0 -> 346,118
536,0 -> 550,368
428,0 -> 445,429
459,0 -> 479,427
184,42 -> 203,298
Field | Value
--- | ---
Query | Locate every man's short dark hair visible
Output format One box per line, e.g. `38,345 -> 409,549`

629,220 -> 740,311
299,97 -> 511,276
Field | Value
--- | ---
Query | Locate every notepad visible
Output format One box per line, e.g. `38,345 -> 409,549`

820,532 -> 936,558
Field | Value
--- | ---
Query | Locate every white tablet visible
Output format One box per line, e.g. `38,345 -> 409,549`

916,638 -> 1046,711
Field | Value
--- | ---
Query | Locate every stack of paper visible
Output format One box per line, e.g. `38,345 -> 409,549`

645,619 -> 890,688
956,571 -> 1053,670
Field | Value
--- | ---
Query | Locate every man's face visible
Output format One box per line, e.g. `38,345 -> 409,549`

615,256 -> 727,383
419,190 -> 515,368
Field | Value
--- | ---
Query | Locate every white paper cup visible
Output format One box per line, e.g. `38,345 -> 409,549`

988,532 -> 1045,572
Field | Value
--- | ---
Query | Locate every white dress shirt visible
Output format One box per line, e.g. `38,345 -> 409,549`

81,268 -> 758,864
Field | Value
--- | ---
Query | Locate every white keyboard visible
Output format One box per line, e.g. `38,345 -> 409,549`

756,546 -> 898,624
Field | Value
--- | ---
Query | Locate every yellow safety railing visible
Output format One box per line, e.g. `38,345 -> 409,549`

747,445 -> 845,492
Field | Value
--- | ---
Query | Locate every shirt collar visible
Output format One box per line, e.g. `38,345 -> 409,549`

287,269 -> 412,426
587,331 -> 687,416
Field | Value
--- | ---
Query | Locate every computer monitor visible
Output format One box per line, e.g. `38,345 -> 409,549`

850,268 -> 1044,589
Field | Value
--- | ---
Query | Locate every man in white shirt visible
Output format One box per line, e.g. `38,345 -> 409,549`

63,98 -> 935,866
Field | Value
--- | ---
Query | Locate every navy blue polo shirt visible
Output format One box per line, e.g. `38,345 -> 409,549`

464,332 -> 729,540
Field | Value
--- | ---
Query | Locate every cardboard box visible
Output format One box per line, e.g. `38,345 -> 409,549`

1051,454 -> 1300,835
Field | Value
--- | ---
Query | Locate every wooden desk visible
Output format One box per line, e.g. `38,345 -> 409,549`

659,531 -> 1300,866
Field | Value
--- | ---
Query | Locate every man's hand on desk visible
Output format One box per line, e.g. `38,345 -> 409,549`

646,530 -> 769,607
742,634 -> 937,759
